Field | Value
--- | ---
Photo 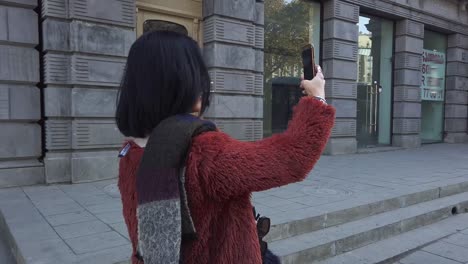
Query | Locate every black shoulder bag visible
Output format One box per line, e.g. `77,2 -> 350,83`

253,207 -> 281,264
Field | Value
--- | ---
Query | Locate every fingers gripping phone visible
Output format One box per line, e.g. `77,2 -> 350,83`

302,44 -> 317,80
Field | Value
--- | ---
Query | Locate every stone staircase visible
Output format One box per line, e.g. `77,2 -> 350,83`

267,181 -> 468,264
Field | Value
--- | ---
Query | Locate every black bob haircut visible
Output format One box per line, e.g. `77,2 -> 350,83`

116,30 -> 211,138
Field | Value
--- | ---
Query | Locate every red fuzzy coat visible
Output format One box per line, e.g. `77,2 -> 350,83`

118,97 -> 335,264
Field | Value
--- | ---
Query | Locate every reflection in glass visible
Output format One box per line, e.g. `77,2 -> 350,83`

263,0 -> 321,137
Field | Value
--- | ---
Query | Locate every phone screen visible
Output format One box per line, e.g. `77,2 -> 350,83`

301,44 -> 316,80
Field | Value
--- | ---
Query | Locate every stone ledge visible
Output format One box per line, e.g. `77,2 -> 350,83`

44,150 -> 120,184
324,137 -> 357,155
0,165 -> 44,188
71,150 -> 118,183
0,0 -> 36,8
444,133 -> 468,144
392,134 -> 421,148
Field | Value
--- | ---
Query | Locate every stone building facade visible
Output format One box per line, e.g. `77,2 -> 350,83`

0,0 -> 467,187
1,0 -> 42,187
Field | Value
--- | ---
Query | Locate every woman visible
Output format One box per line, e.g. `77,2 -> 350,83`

116,30 -> 335,264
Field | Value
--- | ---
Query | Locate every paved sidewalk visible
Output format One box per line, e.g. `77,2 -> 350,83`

396,229 -> 468,264
0,182 -> 131,264
0,143 -> 467,263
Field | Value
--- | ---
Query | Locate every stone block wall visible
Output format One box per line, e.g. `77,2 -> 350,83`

41,0 -> 135,183
392,19 -> 424,148
202,0 -> 264,141
445,34 -> 468,143
0,0 -> 43,187
322,0 -> 359,155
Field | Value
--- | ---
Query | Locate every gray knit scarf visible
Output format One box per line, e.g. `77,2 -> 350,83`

136,114 -> 216,264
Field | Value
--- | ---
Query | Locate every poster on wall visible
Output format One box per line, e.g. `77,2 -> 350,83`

421,49 -> 446,101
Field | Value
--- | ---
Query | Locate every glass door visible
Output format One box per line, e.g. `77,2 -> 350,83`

356,15 -> 393,148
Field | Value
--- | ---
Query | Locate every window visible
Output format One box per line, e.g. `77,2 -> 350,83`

421,31 -> 446,102
263,0 -> 321,137
421,30 -> 447,143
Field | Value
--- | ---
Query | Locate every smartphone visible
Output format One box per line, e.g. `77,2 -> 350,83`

301,44 -> 317,80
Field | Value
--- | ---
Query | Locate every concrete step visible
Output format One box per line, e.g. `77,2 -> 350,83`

266,180 -> 468,242
269,191 -> 468,264
315,213 -> 468,264
0,233 -> 15,264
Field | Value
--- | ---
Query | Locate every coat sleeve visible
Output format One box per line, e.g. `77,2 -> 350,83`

186,97 -> 335,201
